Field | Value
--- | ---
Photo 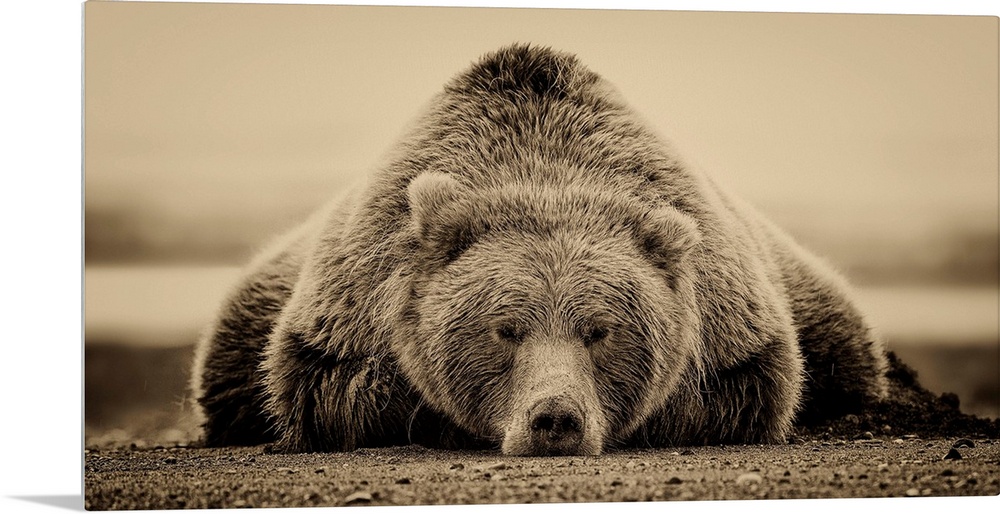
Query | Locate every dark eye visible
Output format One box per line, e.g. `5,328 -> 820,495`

496,323 -> 527,344
582,325 -> 608,347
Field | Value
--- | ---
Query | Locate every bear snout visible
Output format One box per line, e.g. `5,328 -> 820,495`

499,339 -> 605,456
528,397 -> 585,456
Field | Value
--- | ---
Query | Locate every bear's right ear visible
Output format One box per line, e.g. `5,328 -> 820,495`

407,173 -> 473,263
634,207 -> 701,274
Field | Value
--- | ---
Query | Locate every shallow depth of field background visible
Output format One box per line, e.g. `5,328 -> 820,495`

84,3 -> 998,446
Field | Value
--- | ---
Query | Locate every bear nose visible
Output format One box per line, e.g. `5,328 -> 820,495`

528,397 -> 585,455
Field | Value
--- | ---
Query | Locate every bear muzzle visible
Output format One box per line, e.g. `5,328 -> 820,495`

502,392 -> 602,456
527,396 -> 586,456
499,339 -> 605,456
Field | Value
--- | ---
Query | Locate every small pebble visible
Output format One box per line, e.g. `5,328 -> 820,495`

943,448 -> 962,460
952,438 -> 975,449
736,473 -> 763,486
905,488 -> 920,497
488,462 -> 511,470
163,457 -> 177,465
344,492 -> 373,505
666,476 -> 683,484
449,463 -> 465,471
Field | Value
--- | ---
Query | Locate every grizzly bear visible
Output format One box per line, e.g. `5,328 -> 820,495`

191,44 -> 888,456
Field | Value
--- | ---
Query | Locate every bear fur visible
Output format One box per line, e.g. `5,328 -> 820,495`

191,44 -> 888,455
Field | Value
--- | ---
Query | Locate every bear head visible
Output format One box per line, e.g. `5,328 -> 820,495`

398,171 -> 702,456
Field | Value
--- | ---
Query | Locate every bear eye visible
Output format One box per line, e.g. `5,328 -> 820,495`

582,325 -> 609,347
495,323 -> 527,344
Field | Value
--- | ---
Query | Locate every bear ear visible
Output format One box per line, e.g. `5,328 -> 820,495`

407,173 -> 473,263
634,207 -> 701,273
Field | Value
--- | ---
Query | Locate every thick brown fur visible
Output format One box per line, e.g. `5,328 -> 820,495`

191,44 -> 888,454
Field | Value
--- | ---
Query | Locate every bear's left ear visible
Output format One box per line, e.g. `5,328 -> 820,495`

407,173 -> 474,263
634,207 -> 701,272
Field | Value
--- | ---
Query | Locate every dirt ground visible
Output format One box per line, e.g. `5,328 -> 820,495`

84,437 -> 999,509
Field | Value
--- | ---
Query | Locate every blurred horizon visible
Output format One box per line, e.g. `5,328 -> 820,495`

85,201 -> 999,286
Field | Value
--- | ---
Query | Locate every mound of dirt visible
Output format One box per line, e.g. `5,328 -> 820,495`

796,351 -> 1000,441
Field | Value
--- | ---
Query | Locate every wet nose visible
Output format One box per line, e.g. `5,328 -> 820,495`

528,397 -> 584,455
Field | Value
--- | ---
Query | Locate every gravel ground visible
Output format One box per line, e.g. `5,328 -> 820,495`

85,437 -> 999,510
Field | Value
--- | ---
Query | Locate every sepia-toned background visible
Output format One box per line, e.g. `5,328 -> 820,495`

83,2 -> 998,445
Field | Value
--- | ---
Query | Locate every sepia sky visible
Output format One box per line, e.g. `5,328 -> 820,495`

84,3 -> 998,249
